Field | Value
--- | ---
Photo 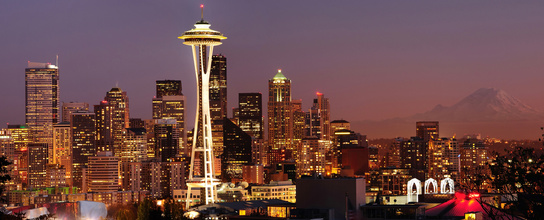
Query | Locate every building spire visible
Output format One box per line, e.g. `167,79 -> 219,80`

201,4 -> 204,21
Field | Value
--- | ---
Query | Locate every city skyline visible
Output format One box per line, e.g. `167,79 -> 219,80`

2,1 -> 544,139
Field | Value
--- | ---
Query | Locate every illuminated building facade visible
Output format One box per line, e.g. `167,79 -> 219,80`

94,101 -> 114,153
52,122 -> 72,184
121,128 -> 148,163
221,118 -> 252,182
71,112 -> 96,189
62,102 -> 89,123
268,70 -> 293,150
305,93 -> 331,141
297,137 -> 326,177
153,80 -> 186,154
178,8 -> 226,207
416,121 -> 439,142
104,87 -> 130,157
210,54 -> 227,158
87,151 -> 119,192
249,180 -> 296,203
238,93 -> 263,139
28,143 -> 48,189
25,62 -> 59,146
400,137 -> 427,180
156,80 -> 182,98
154,119 -> 182,162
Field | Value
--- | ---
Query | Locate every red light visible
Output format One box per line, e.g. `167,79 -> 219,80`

468,192 -> 480,199
200,4 -> 204,8
316,92 -> 322,96
101,100 -> 107,104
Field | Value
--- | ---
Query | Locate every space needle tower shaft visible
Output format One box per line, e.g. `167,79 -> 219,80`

178,5 -> 226,209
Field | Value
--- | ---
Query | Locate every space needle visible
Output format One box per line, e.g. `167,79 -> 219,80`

179,5 -> 226,209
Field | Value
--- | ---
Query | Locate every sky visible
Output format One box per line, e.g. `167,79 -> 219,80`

2,1 -> 544,138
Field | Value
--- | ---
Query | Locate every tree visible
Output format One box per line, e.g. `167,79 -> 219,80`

0,156 -> 12,202
487,147 -> 544,219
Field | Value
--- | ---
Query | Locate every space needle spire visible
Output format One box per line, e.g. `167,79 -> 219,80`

178,5 -> 226,209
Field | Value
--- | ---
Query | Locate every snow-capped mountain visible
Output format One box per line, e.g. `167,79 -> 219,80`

412,88 -> 541,122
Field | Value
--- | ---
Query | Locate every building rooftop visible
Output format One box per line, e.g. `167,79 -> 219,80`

272,69 -> 287,80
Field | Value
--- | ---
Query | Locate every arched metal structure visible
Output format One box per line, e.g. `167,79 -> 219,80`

425,178 -> 438,194
407,178 -> 421,203
440,177 -> 455,194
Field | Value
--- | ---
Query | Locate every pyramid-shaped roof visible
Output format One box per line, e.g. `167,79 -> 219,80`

273,69 -> 287,80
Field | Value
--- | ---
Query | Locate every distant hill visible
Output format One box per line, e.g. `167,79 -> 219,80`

352,88 -> 544,139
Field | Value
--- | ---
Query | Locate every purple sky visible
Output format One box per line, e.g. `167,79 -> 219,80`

2,1 -> 544,138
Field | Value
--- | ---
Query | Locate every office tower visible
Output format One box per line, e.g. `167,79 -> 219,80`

104,87 -> 130,157
268,70 -> 293,150
46,164 -> 66,187
28,143 -> 48,189
222,118 -> 252,182
242,164 -> 264,184
335,130 -> 369,176
305,93 -> 331,141
460,138 -> 489,174
94,101 -> 114,153
298,137 -> 326,177
210,54 -> 227,158
416,121 -> 439,142
400,137 -> 428,180
292,100 -> 305,160
0,135 -> 14,161
25,61 -> 59,145
237,93 -> 263,139
62,102 -> 89,123
430,137 -> 459,181
156,80 -> 182,98
154,119 -> 181,162
1,125 -> 33,187
152,85 -> 186,153
71,112 -> 96,189
87,151 -> 119,192
52,122 -> 72,184
121,128 -> 148,163
178,6 -> 226,207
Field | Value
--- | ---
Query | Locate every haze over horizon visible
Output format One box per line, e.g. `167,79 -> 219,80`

2,1 -> 544,139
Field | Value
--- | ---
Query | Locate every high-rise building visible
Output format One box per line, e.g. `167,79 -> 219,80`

52,122 -> 72,184
25,61 -> 59,146
71,112 -> 96,189
121,128 -> 148,163
305,93 -> 331,141
154,119 -> 182,162
268,70 -> 293,150
400,137 -> 427,180
238,93 -> 263,139
298,137 -> 327,177
104,88 -> 130,157
28,143 -> 48,189
222,118 -> 252,182
94,101 -> 114,153
62,102 -> 89,123
152,87 -> 186,153
416,121 -> 439,142
179,8 -> 226,207
210,54 -> 227,158
87,151 -> 119,192
156,80 -> 182,98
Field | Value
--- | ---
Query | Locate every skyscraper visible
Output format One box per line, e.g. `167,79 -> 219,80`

305,92 -> 331,141
416,121 -> 439,142
25,61 -> 59,145
71,112 -> 96,189
268,70 -> 293,150
178,6 -> 226,207
94,101 -> 114,153
156,80 -> 182,98
210,54 -> 227,158
222,118 -> 252,182
238,93 -> 263,139
104,87 -> 130,157
62,102 -> 89,123
152,80 -> 186,153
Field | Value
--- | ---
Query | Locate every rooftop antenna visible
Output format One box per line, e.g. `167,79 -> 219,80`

201,4 -> 204,21
116,81 -> 119,88
56,54 -> 59,68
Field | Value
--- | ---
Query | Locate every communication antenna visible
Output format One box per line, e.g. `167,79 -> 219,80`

201,4 -> 204,20
56,54 -> 59,68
